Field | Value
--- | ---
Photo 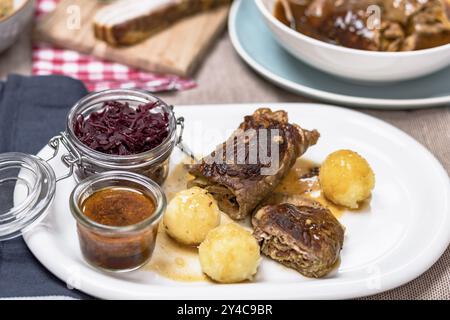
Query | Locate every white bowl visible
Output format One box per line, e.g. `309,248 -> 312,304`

0,0 -> 34,54
255,0 -> 450,83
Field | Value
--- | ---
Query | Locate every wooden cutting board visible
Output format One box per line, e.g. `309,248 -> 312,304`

34,0 -> 230,76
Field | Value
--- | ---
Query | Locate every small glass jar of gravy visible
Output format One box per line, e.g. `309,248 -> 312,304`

70,171 -> 166,272
49,89 -> 184,185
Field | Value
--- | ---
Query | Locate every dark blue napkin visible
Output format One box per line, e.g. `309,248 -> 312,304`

0,74 -> 90,299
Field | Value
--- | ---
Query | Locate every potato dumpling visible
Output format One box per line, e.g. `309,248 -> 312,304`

164,187 -> 220,246
319,150 -> 375,209
199,223 -> 261,283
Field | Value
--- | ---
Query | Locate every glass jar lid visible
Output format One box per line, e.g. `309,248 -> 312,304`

0,152 -> 56,241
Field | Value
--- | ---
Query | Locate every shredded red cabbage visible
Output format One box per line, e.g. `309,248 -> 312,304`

74,101 -> 170,156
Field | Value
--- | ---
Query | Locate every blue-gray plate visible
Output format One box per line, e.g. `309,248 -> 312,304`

228,0 -> 450,109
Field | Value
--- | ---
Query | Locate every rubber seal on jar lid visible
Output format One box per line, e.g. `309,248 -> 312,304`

0,152 -> 56,241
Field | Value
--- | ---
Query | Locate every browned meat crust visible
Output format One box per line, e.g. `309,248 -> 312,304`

188,108 -> 320,220
94,0 -> 232,46
252,193 -> 345,278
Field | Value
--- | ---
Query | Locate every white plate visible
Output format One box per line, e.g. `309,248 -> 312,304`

23,104 -> 450,300
229,0 -> 450,109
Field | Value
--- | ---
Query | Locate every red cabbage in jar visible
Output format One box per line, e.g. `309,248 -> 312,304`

74,101 -> 170,156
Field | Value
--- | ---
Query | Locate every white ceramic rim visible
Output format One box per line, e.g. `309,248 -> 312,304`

229,0 -> 450,109
23,103 -> 450,300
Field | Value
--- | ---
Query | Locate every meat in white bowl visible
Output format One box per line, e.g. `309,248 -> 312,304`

255,0 -> 450,83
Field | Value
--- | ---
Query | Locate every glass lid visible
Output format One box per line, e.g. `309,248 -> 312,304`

0,152 -> 56,241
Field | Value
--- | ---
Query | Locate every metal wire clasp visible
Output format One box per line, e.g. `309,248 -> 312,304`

175,116 -> 197,162
176,117 -> 185,145
46,132 -> 82,182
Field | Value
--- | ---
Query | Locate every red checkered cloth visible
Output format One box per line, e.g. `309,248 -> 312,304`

32,0 -> 197,92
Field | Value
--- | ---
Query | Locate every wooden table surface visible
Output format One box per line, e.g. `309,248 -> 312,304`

1,22 -> 449,300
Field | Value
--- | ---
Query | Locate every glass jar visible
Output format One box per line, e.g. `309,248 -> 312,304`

0,151 -> 166,272
51,89 -> 184,185
0,89 -> 183,270
70,171 -> 166,272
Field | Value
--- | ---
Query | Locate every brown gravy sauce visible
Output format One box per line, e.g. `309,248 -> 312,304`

144,222 -> 208,282
82,187 -> 156,226
273,0 -> 381,50
276,159 -> 345,218
274,0 -> 328,44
